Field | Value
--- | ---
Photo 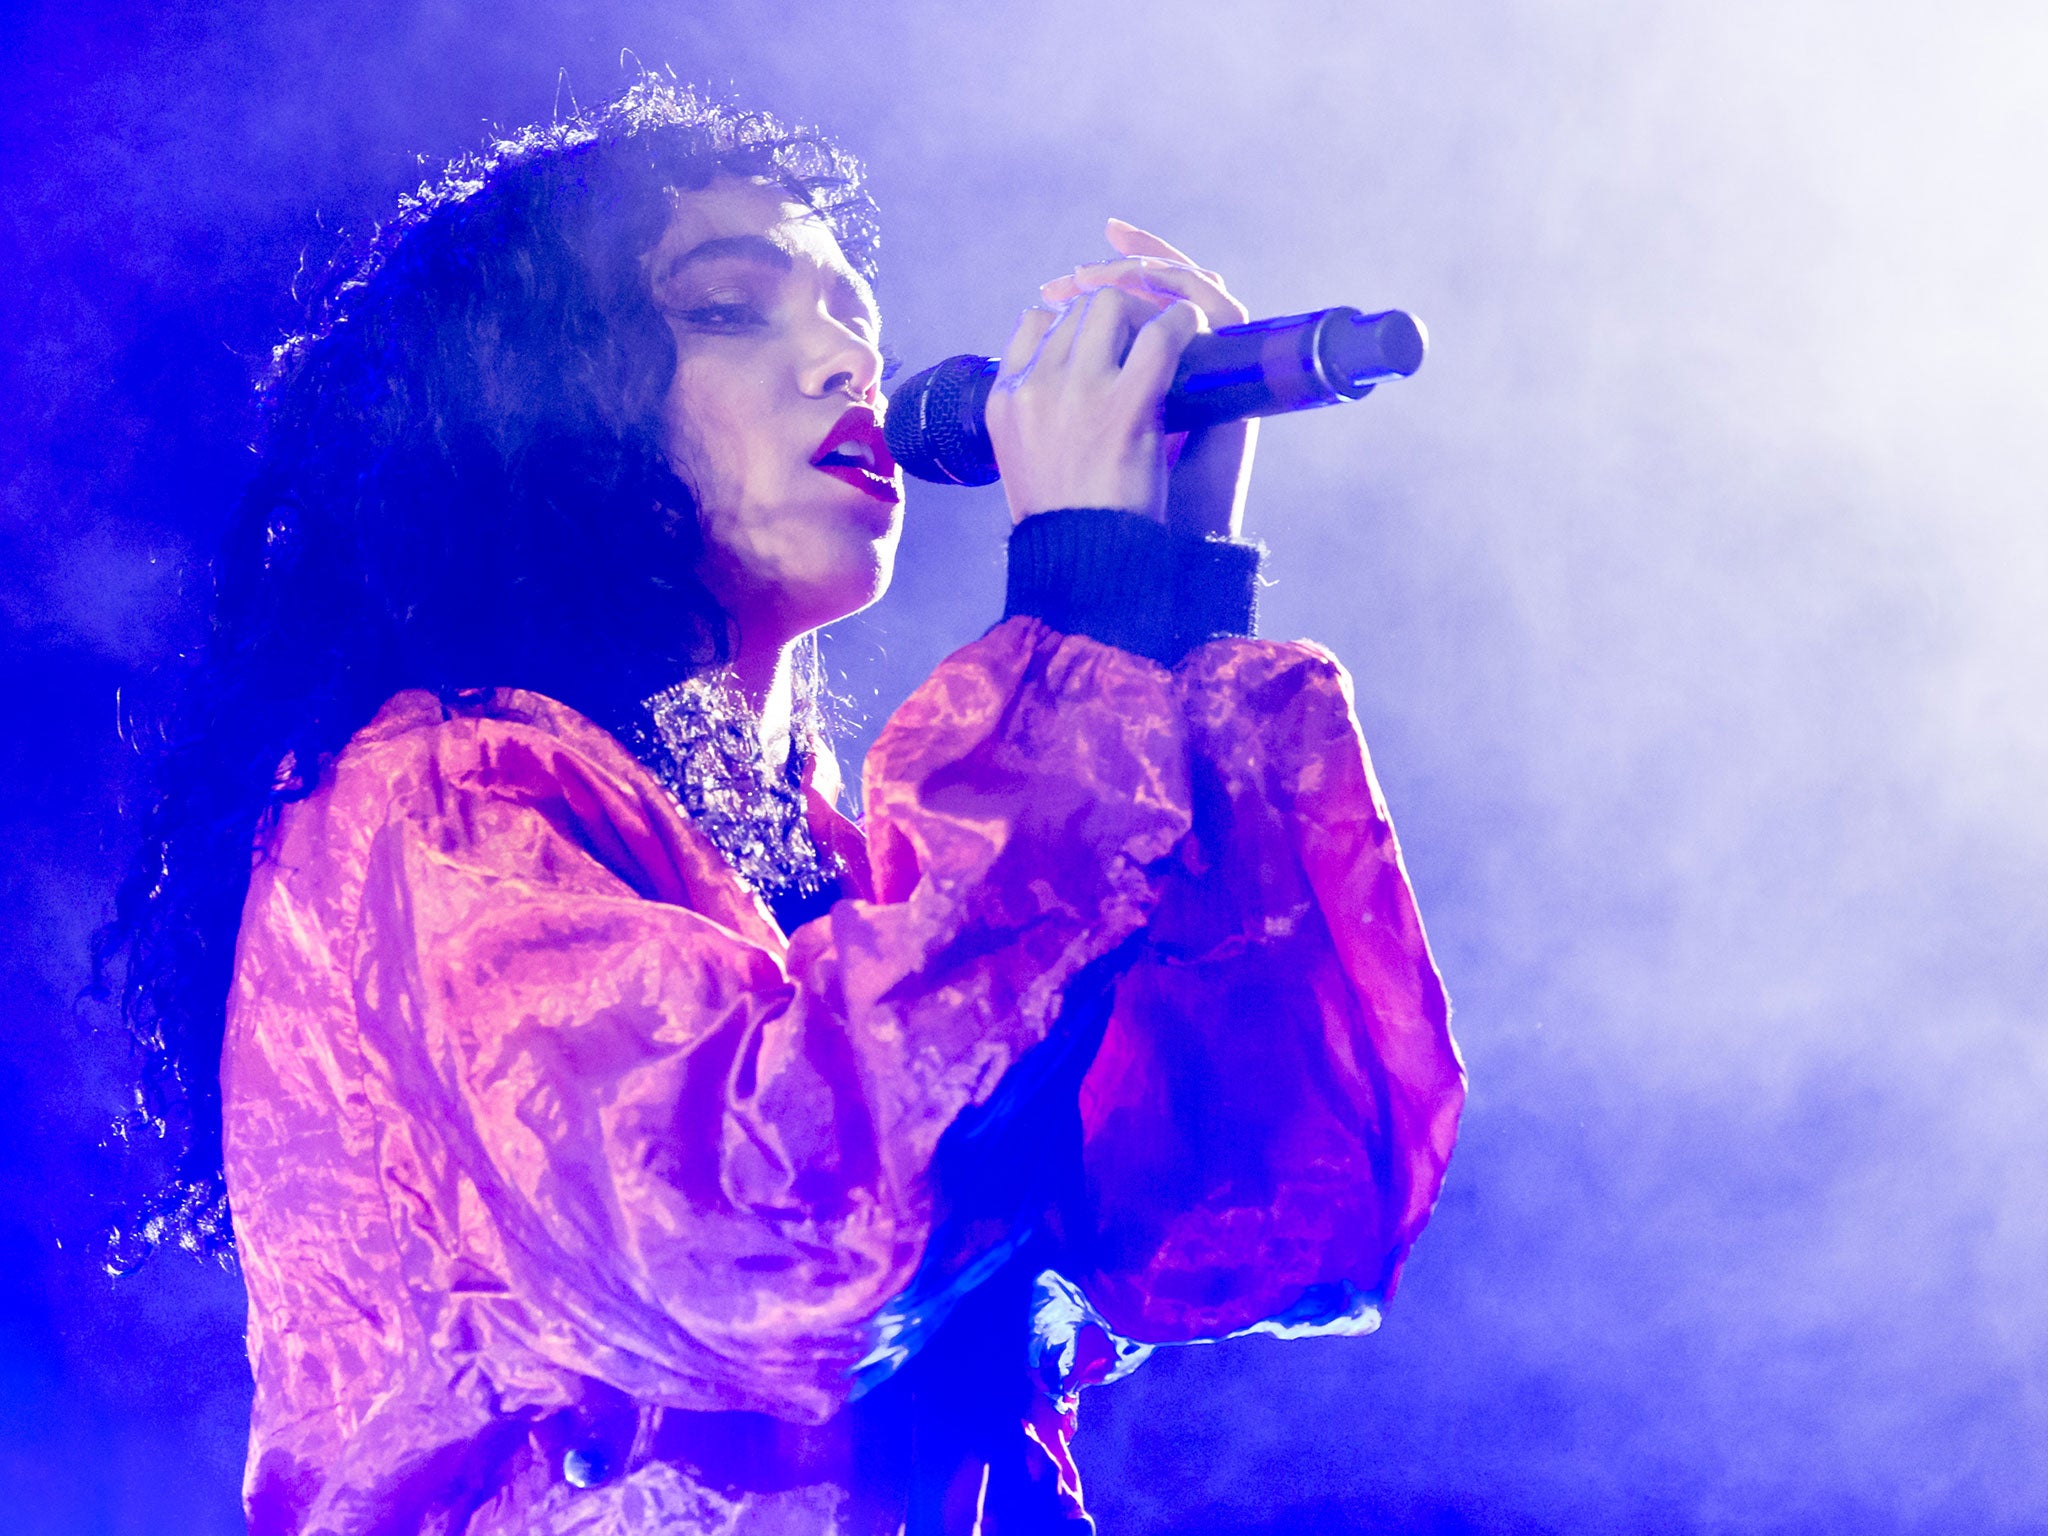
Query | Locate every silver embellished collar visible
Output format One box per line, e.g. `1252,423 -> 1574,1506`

629,673 -> 844,907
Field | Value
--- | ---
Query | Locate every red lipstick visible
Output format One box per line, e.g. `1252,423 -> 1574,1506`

810,406 -> 901,504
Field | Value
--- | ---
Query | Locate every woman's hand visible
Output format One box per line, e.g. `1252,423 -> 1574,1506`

991,219 -> 1257,538
987,273 -> 1199,528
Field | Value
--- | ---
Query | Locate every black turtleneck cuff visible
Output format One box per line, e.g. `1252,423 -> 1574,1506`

1002,508 -> 1262,668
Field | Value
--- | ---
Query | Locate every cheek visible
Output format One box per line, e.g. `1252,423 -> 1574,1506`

661,361 -> 757,516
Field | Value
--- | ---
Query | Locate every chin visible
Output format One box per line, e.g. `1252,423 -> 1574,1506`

828,556 -> 897,624
833,517 -> 900,606
782,543 -> 898,634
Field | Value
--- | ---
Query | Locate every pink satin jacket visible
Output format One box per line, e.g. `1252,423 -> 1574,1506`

222,617 -> 1463,1535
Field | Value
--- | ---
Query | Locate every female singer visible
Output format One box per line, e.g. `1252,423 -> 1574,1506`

98,78 -> 1463,1534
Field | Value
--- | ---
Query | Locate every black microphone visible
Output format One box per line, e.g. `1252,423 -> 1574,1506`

883,306 -> 1426,488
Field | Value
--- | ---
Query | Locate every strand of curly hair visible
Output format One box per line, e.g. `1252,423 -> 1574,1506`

90,73 -> 880,1272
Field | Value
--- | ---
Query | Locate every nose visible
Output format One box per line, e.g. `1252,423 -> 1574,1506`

800,310 -> 883,403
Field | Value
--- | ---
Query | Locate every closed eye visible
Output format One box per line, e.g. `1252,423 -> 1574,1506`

676,301 -> 763,329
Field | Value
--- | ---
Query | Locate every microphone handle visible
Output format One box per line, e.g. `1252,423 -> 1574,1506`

1162,306 -> 1425,431
887,307 -> 1426,488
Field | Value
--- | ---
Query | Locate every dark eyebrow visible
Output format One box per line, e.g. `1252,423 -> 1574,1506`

666,234 -> 795,274
665,230 -> 879,329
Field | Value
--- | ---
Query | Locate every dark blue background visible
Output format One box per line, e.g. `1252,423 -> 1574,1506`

5,2 -> 2044,1531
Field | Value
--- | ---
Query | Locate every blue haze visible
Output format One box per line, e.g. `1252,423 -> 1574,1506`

2,2 -> 2042,1531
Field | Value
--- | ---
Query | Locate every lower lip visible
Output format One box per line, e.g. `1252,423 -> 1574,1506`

813,462 -> 902,505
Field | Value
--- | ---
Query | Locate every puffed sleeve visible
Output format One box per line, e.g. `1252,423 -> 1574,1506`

1002,508 -> 1464,1349
347,626 -> 1191,1426
1068,637 -> 1463,1343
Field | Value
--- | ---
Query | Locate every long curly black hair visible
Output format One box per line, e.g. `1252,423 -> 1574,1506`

91,75 -> 880,1271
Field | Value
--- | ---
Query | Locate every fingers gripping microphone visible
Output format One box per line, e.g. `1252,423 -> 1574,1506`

883,306 -> 1426,488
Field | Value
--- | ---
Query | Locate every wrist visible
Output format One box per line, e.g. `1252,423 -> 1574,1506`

1004,467 -> 1166,527
1003,508 -> 1262,667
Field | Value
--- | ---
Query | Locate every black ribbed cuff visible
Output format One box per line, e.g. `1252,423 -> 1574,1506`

1003,508 -> 1262,668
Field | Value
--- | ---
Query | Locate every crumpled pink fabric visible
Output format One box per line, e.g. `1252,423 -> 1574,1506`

222,618 -> 1463,1535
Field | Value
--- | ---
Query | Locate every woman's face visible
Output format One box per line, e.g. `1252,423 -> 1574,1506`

648,176 -> 902,656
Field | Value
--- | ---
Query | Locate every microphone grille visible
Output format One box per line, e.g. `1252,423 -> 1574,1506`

884,355 -> 1001,487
